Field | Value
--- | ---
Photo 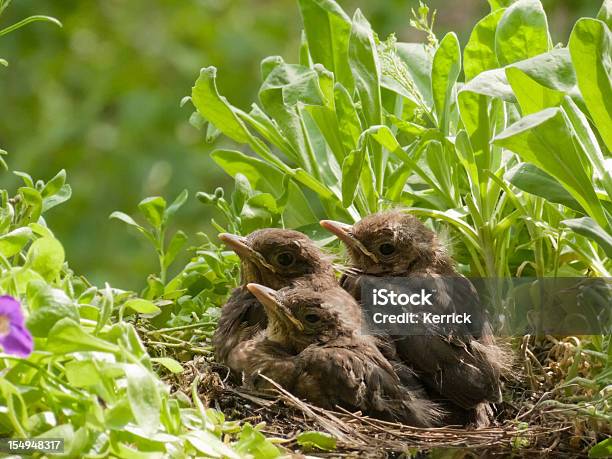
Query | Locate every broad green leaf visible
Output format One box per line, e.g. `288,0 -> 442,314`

259,62 -> 323,171
124,298 -> 161,315
0,227 -> 33,257
298,0 -> 353,90
569,18 -> 612,151
235,423 -> 281,458
184,431 -> 241,459
506,67 -> 565,115
349,9 -> 383,192
334,83 -> 361,153
192,67 -> 253,145
495,0 -> 550,66
46,318 -> 120,353
65,360 -> 102,387
431,32 -> 461,133
138,196 -> 166,228
494,108 -> 608,229
164,190 -> 188,222
164,230 -> 187,269
296,431 -> 337,451
26,236 -> 65,280
349,9 -> 382,126
562,217 -> 612,258
26,280 -> 79,337
464,9 -> 504,81
210,149 -> 316,226
505,163 -> 584,212
125,363 -> 161,435
509,48 -> 576,93
42,184 -> 72,212
41,169 -> 66,197
18,187 -> 42,223
150,357 -> 183,374
597,0 -> 612,29
562,97 -> 612,201
590,437 -> 612,458
341,148 -> 365,206
109,211 -> 144,230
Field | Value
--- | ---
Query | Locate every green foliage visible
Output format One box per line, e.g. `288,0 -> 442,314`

1,0 -> 610,456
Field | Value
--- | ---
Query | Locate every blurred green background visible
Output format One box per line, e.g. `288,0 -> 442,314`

0,0 -> 601,289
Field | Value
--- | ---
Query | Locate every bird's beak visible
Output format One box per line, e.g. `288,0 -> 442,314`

218,233 -> 277,272
319,220 -> 379,263
246,283 -> 304,331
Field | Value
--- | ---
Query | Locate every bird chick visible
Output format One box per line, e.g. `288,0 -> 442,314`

321,211 -> 512,427
246,283 -> 443,427
214,229 -> 357,376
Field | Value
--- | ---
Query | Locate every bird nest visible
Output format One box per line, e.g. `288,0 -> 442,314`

163,335 -> 606,458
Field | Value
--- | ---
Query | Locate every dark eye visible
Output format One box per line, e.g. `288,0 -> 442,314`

304,313 -> 320,324
275,251 -> 295,267
378,243 -> 396,256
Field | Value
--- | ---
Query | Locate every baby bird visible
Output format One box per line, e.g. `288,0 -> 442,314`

214,229 -> 360,376
321,211 -> 511,427
244,283 -> 443,427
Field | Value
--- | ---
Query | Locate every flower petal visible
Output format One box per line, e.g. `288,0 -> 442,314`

0,295 -> 25,326
0,324 -> 33,357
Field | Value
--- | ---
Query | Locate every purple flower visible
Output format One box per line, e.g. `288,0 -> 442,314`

0,295 -> 33,357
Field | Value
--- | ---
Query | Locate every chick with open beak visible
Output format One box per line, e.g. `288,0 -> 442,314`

321,211 -> 511,427
244,283 -> 443,427
214,228 -> 359,377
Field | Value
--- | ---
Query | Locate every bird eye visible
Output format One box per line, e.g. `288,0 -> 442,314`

275,251 -> 295,267
304,313 -> 320,324
378,243 -> 396,256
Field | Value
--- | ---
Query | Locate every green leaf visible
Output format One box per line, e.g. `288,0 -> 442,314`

26,236 -> 65,280
431,32 -> 461,133
296,431 -> 337,451
192,67 -> 253,145
150,357 -> 183,374
569,18 -> 612,151
562,217 -> 612,258
138,196 -> 166,228
42,184 -> 72,212
0,227 -> 33,257
234,423 -> 281,458
598,0 -> 612,28
46,318 -> 120,353
590,437 -> 612,458
184,431 -> 240,459
298,0 -> 353,91
334,83 -> 362,153
18,187 -> 42,223
495,0 -> 550,66
259,62 -> 325,171
349,9 -> 382,127
65,360 -> 103,387
494,108 -> 608,229
125,363 -> 162,435
26,280 -> 79,337
341,148 -> 365,206
164,190 -> 188,222
124,298 -> 161,315
41,169 -> 66,197
505,163 -> 584,212
464,8 -> 505,81
210,149 -> 316,227
164,230 -> 187,269
506,67 -> 565,115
